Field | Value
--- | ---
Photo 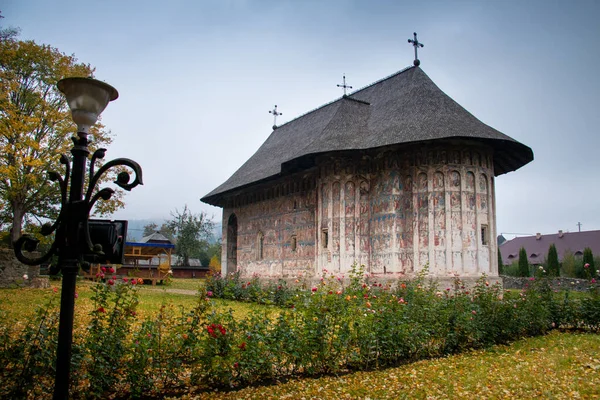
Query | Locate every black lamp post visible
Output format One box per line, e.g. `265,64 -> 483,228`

13,77 -> 143,400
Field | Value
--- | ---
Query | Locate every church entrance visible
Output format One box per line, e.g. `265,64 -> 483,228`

226,213 -> 238,274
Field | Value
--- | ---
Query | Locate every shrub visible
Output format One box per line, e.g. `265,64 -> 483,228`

4,269 -> 600,398
518,247 -> 530,277
547,244 -> 560,277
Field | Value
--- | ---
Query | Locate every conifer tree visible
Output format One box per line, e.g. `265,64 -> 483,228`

498,249 -> 504,275
518,247 -> 530,277
547,244 -> 560,277
583,247 -> 595,270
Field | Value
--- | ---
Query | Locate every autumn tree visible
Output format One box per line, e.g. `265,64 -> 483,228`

518,247 -> 530,277
208,255 -> 221,274
0,31 -> 124,244
546,244 -> 560,277
167,205 -> 214,266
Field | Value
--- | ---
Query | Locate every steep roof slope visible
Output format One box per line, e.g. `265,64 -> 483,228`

202,66 -> 533,207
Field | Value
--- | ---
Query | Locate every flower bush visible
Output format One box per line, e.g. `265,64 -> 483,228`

3,266 -> 600,398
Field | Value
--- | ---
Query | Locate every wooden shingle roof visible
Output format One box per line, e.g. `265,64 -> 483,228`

202,66 -> 533,207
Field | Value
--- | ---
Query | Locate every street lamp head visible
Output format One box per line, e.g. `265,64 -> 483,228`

57,77 -> 119,134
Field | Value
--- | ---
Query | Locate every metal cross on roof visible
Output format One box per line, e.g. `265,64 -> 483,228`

337,74 -> 353,96
408,32 -> 424,67
269,105 -> 282,130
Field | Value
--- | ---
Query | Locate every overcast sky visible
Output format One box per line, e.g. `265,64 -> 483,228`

4,0 -> 600,238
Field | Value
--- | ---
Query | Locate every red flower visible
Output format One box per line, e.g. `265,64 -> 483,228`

239,342 -> 246,350
233,362 -> 239,369
97,307 -> 106,313
101,266 -> 106,272
108,267 -> 115,273
311,287 -> 317,292
123,277 -> 129,283
218,324 -> 226,335
108,279 -> 115,286
131,280 -> 137,285
207,326 -> 217,338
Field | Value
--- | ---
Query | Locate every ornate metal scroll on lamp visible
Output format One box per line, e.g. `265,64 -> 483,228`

13,77 -> 143,399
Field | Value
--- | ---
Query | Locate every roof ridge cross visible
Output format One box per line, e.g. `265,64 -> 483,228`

408,32 -> 424,66
337,74 -> 353,96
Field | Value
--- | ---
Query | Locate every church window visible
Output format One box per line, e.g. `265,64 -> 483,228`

481,225 -> 489,246
291,235 -> 297,252
257,232 -> 264,260
293,200 -> 298,210
322,229 -> 329,249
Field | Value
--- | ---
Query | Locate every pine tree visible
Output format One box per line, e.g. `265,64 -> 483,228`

547,244 -> 560,277
583,247 -> 595,270
583,247 -> 595,278
498,249 -> 504,275
518,247 -> 530,277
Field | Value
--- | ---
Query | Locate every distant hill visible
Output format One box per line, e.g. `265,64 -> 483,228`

125,219 -> 221,243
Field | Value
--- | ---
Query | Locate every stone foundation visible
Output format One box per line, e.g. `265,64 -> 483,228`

502,276 -> 594,292
0,247 -> 44,288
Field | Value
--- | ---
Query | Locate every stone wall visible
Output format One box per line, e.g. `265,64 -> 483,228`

0,247 -> 47,288
502,276 -> 595,292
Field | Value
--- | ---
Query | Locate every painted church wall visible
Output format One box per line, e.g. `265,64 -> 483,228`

221,184 -> 317,278
315,145 -> 497,278
221,144 -> 498,279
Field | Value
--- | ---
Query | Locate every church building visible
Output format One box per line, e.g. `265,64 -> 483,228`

201,61 -> 533,280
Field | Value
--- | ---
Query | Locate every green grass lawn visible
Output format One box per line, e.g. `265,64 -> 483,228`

0,278 -> 273,327
168,331 -> 600,399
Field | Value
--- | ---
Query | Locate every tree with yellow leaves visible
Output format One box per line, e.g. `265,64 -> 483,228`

208,254 -> 221,274
0,32 -> 124,244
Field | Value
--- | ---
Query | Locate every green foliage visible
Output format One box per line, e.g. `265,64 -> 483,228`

583,248 -> 595,279
3,272 -> 600,398
498,249 -> 504,275
547,244 -> 560,277
167,205 -> 214,266
518,247 -> 530,277
562,250 -> 580,278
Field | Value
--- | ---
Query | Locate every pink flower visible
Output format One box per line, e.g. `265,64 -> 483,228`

207,291 -> 213,297
101,266 -> 106,272
131,280 -> 137,285
585,263 -> 590,269
74,293 -> 78,299
471,310 -> 477,315
311,287 -> 317,292
592,279 -> 597,284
